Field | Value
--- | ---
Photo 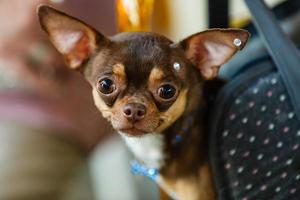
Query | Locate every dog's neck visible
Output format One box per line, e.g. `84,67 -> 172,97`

121,105 -> 205,176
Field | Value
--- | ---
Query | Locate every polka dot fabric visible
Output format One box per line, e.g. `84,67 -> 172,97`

210,66 -> 300,200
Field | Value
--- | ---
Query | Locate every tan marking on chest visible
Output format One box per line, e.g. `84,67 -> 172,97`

159,163 -> 215,200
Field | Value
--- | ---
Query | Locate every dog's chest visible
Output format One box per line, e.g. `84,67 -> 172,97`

120,133 -> 165,169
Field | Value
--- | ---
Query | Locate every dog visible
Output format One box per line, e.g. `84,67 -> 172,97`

38,5 -> 249,200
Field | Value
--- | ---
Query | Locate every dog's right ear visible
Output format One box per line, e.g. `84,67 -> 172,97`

38,5 -> 108,70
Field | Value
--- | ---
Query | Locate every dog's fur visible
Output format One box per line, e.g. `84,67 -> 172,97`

38,5 -> 249,200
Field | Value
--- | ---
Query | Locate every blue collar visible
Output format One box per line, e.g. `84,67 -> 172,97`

130,160 -> 158,181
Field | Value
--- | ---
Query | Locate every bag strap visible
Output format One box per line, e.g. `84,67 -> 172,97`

208,0 -> 229,28
245,0 -> 300,119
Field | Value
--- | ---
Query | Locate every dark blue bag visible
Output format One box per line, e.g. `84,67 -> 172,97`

209,1 -> 300,199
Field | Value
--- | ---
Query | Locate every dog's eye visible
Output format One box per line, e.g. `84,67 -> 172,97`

158,84 -> 177,100
98,78 -> 116,94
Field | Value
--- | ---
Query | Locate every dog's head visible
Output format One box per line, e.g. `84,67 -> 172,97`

38,5 -> 249,136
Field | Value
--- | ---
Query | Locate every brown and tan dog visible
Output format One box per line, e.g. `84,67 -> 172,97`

38,5 -> 249,200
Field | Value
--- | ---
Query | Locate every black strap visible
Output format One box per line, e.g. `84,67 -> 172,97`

245,0 -> 300,120
208,0 -> 229,28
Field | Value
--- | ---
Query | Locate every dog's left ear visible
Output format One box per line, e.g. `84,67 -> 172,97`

180,29 -> 250,79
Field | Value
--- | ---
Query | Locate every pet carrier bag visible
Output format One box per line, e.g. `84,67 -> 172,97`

209,0 -> 300,199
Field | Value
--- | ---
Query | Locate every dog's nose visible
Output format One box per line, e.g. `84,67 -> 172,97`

123,103 -> 146,121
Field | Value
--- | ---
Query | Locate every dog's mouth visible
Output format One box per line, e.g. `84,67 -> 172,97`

117,119 -> 164,136
119,127 -> 149,136
113,117 -> 163,136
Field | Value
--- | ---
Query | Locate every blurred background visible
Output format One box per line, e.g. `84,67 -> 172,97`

0,0 -> 297,200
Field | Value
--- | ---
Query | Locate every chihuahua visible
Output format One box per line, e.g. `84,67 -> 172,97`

38,5 -> 249,200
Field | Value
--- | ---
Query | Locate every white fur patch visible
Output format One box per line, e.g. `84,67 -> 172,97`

120,132 -> 165,169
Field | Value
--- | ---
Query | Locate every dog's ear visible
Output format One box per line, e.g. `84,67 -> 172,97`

38,5 -> 108,70
180,29 -> 249,79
